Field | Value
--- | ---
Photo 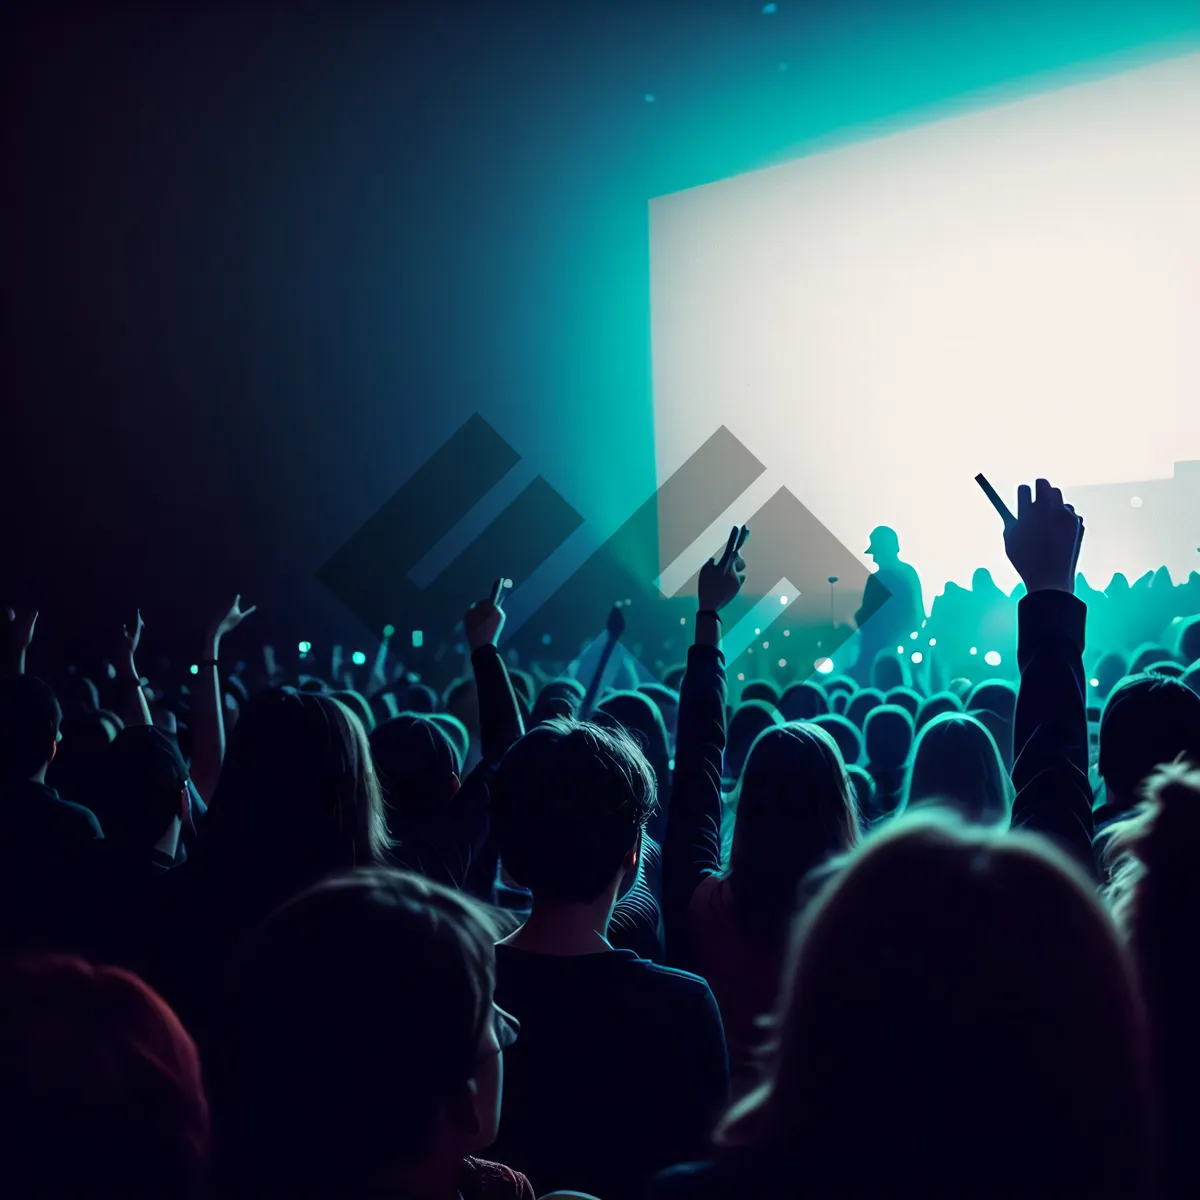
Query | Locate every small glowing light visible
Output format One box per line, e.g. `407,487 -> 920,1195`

737,672 -> 745,681
189,664 -> 199,675
411,630 -> 423,649
921,619 -> 927,628
778,658 -> 787,668
680,617 -> 687,625
985,650 -> 1002,667
754,628 -> 761,635
784,629 -> 791,637
762,1 -> 777,12
969,646 -> 978,655
382,624 -> 395,638
910,631 -> 919,640
540,633 -> 552,646
911,652 -> 924,664
815,657 -> 835,675
644,93 -> 656,103
351,651 -> 367,666
1131,496 -> 1143,508
762,641 -> 769,649
1089,677 -> 1100,688
780,594 -> 788,605
929,637 -> 937,646
897,645 -> 905,654
298,641 -> 312,654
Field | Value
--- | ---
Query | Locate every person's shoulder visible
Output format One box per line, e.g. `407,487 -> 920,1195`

45,792 -> 104,838
458,1156 -> 536,1200
627,956 -> 721,1009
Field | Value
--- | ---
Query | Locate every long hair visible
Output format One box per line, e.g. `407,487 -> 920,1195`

719,812 -> 1156,1199
900,712 -> 1014,826
1104,760 -> 1200,1198
196,690 -> 390,919
724,723 -> 860,948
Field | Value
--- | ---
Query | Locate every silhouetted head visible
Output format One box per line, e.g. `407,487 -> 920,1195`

884,686 -> 920,719
1176,616 -> 1200,668
846,687 -> 885,730
870,650 -> 911,691
1099,674 -> 1200,812
863,705 -> 914,772
0,954 -> 208,1200
845,764 -> 876,815
727,700 -> 784,781
1094,651 -> 1129,700
427,713 -> 469,771
865,525 -> 900,564
331,690 -> 375,733
199,690 -> 390,916
96,726 -> 191,851
779,682 -> 829,722
810,714 -> 863,769
726,723 -> 859,947
638,682 -> 680,745
531,678 -> 586,725
594,690 -> 670,802
718,813 -> 1154,1200
213,869 -> 512,1198
901,713 -> 1014,826
1129,643 -> 1176,676
400,682 -> 439,714
916,690 -> 963,731
741,679 -> 781,707
971,567 -> 997,591
967,679 -> 1017,722
491,719 -> 655,905
0,675 -> 60,784
370,715 -> 460,827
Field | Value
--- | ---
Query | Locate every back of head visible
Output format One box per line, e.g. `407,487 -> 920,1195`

401,682 -> 439,714
1099,674 -> 1200,809
809,714 -> 863,769
508,669 -> 535,707
863,704 -> 914,771
531,678 -> 586,725
492,719 -> 656,904
901,713 -> 1014,826
1094,651 -> 1128,699
870,651 -> 910,692
741,679 -> 781,707
662,663 -> 687,692
1184,661 -> 1200,698
1105,763 -> 1200,1194
427,712 -> 469,771
966,679 -> 1017,722
96,726 -> 189,849
201,690 -> 389,907
213,869 -> 498,1197
916,690 -> 963,731
331,690 -> 375,733
779,682 -> 829,722
0,675 -> 60,784
720,814 -> 1154,1199
727,700 -> 783,780
1130,643 -> 1176,675
1177,615 -> 1200,667
594,689 -> 670,790
728,723 -> 859,946
369,715 -> 459,826
637,682 -> 680,742
845,764 -> 876,814
0,953 -> 208,1200
846,687 -> 885,730
884,686 -> 920,718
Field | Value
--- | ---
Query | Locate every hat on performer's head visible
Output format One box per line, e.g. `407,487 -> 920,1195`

865,526 -> 900,558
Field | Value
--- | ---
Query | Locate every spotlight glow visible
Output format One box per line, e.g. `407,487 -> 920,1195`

969,647 -> 978,655
815,658 -> 835,674
1090,677 -> 1100,687
411,630 -> 423,649
985,650 -> 1002,666
351,651 -> 367,666
911,652 -> 924,664
189,664 -> 198,675
298,641 -> 312,655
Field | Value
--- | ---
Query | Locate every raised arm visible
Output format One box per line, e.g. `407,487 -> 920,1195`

115,610 -> 153,728
663,524 -> 747,966
466,580 -> 524,765
1005,479 -> 1095,875
190,595 -> 256,804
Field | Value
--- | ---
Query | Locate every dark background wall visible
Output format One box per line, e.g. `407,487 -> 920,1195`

4,0 -> 1196,670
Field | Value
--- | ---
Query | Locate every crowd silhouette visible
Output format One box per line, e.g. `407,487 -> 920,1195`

3,477 -> 1200,1199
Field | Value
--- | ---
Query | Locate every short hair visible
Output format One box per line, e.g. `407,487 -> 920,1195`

369,715 -> 459,818
213,869 -> 498,1195
0,675 -> 61,782
884,687 -> 920,719
0,954 -> 208,1199
1099,674 -> 1200,804
916,690 -> 963,731
741,679 -> 781,706
779,682 -> 829,722
492,719 -> 656,903
810,714 -> 863,768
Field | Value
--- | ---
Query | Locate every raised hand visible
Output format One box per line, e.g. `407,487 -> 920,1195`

698,525 -> 749,614
464,579 -> 506,652
207,595 -> 257,645
1004,478 -> 1083,595
121,609 -> 145,660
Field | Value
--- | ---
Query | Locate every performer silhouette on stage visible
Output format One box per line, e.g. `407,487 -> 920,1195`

853,525 -> 924,684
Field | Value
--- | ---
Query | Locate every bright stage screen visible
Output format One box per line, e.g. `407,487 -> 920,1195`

650,52 -> 1200,601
